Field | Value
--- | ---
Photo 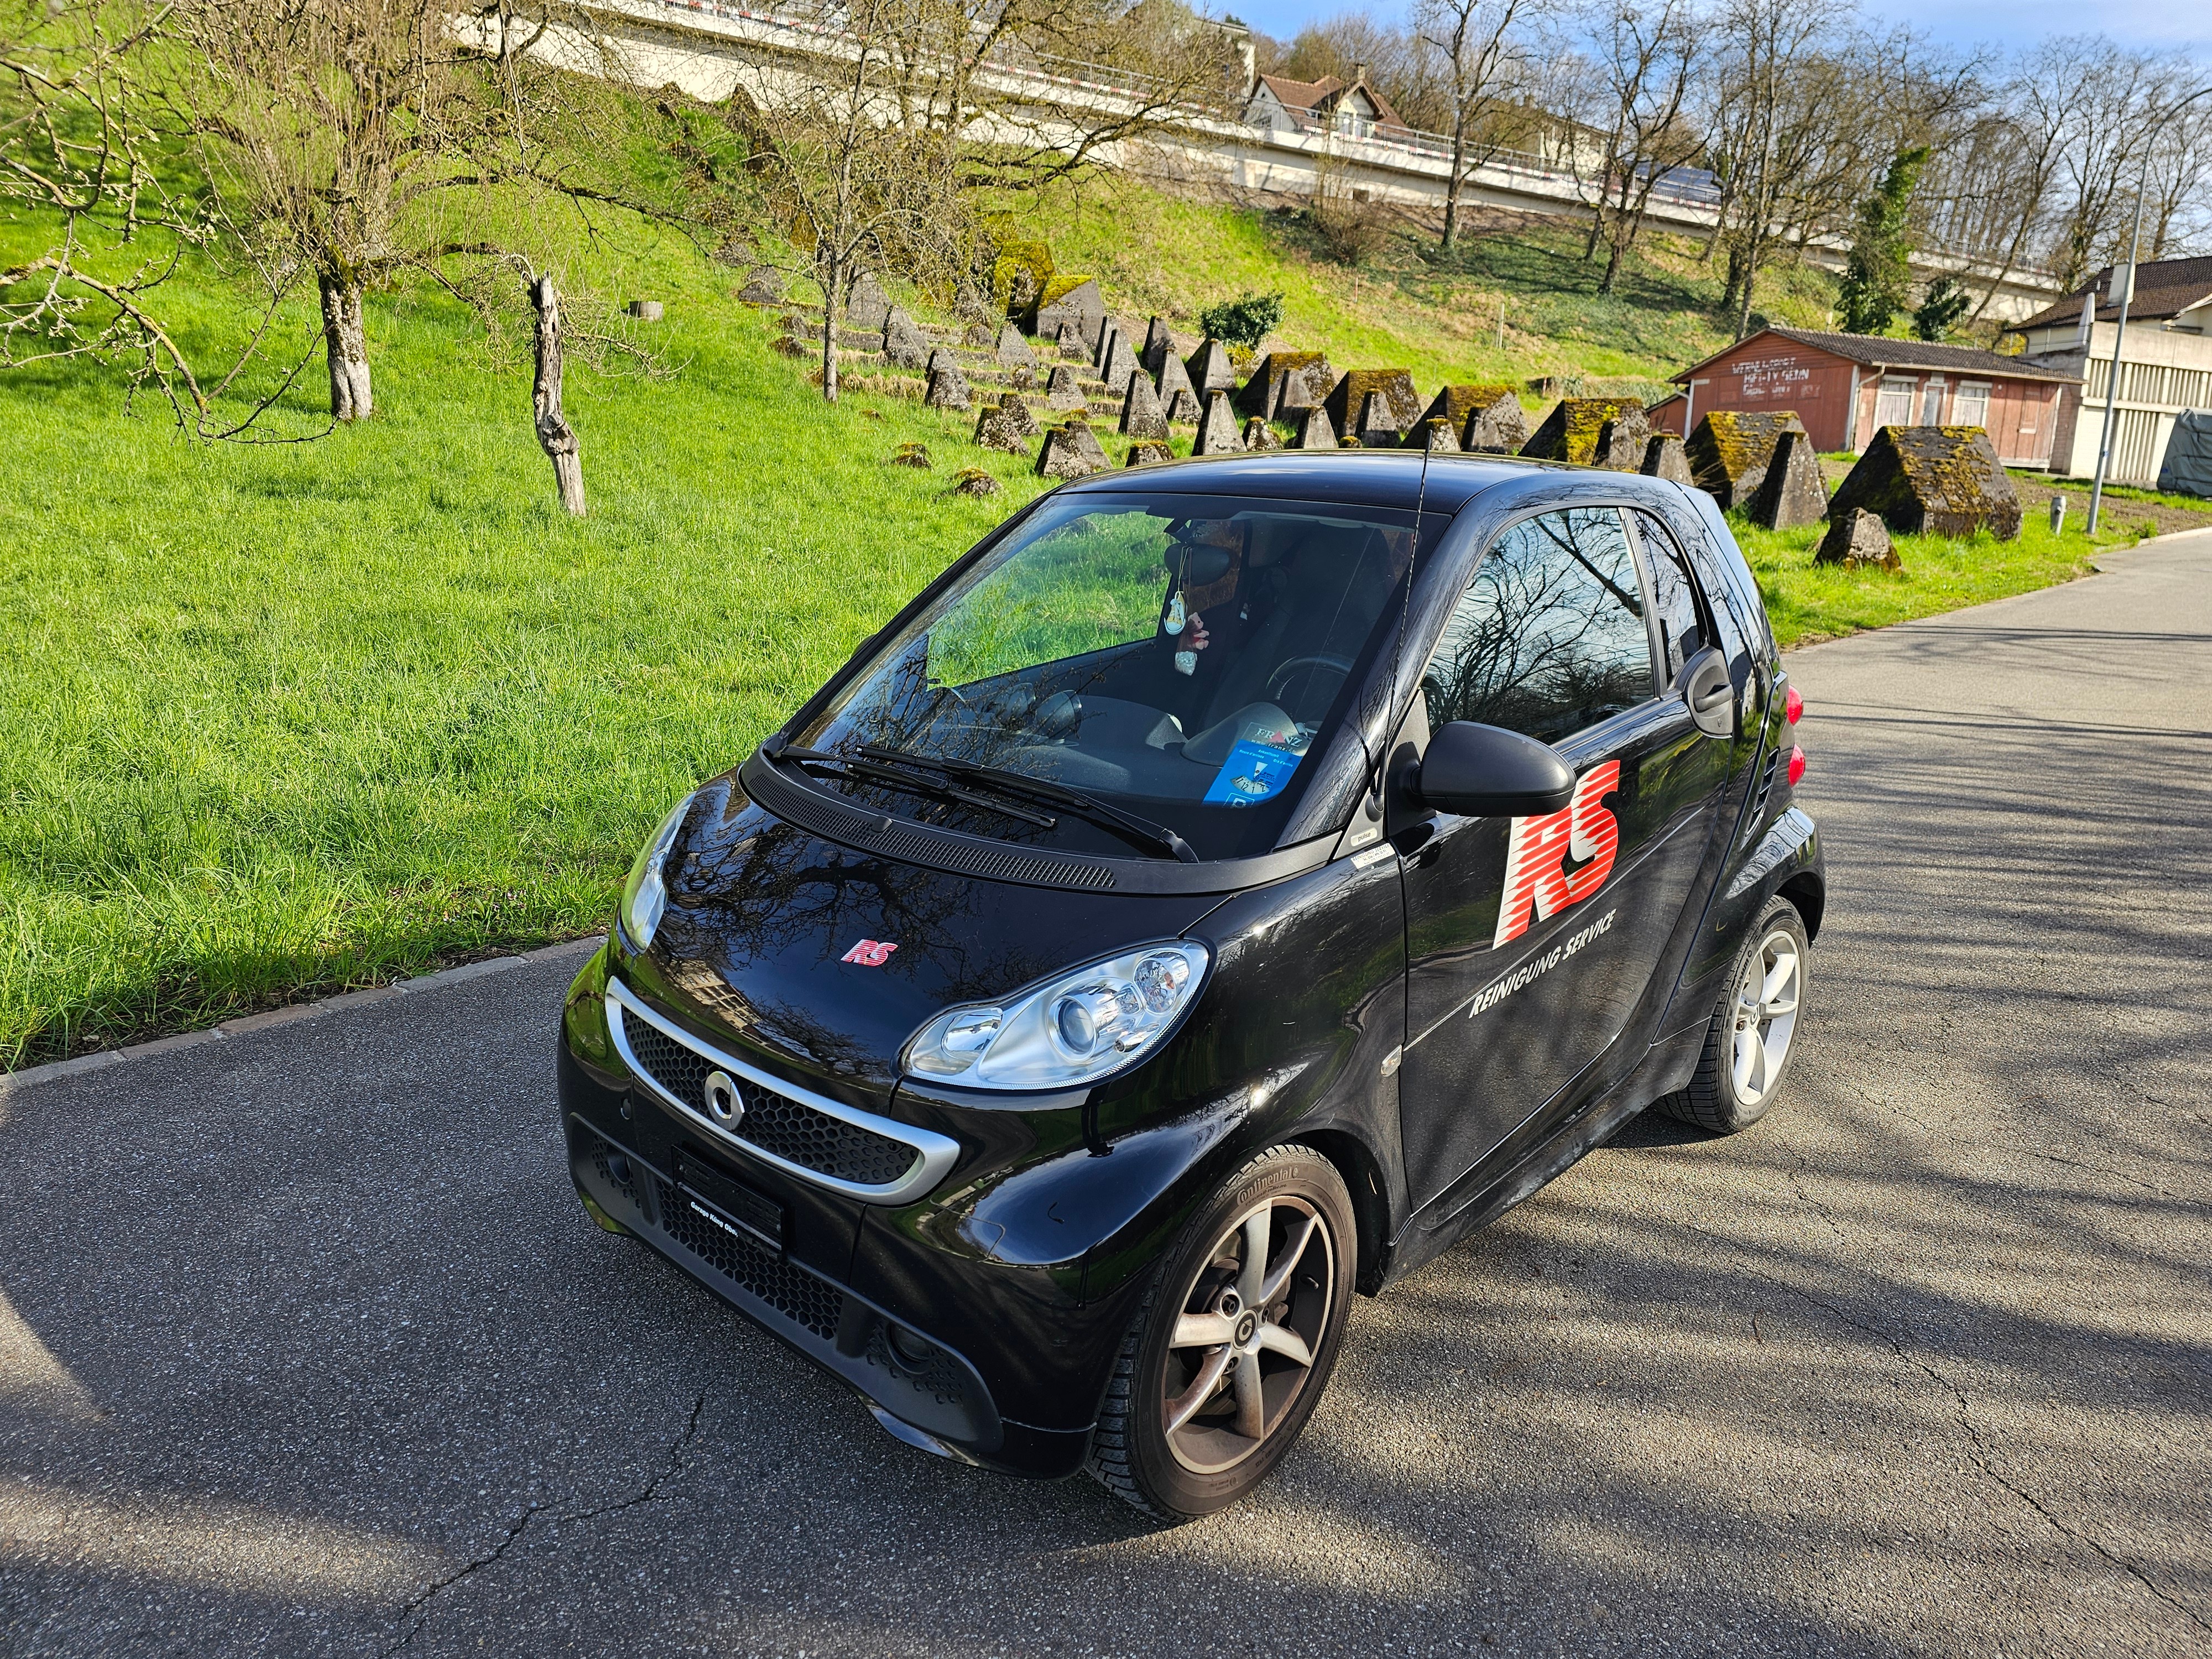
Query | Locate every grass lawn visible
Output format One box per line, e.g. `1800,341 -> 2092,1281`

0,191 -> 2152,1068
1731,513 -> 2122,646
1,236 -> 1059,1067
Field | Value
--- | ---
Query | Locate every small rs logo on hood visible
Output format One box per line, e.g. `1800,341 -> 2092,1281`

840,939 -> 899,966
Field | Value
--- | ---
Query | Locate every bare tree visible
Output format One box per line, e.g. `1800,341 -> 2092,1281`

2032,37 -> 2164,288
1574,0 -> 1703,295
0,0 -> 314,434
1275,11 -> 1452,131
1697,0 -> 1837,335
173,0 -> 692,422
732,0 -> 1239,399
727,0 -> 966,403
1418,0 -> 1539,253
2142,67 -> 2212,258
1921,71 -> 2072,325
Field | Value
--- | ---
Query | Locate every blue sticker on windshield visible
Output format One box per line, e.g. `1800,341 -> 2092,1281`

1203,740 -> 1302,807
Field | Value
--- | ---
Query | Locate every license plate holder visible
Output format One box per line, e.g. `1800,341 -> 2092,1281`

674,1147 -> 788,1252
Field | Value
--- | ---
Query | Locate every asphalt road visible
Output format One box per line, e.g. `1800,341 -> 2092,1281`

5,535 -> 2209,1658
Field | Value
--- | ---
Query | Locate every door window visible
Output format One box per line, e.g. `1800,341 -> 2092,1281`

1422,508 -> 1655,746
1632,512 -> 1705,682
1920,378 -> 1947,423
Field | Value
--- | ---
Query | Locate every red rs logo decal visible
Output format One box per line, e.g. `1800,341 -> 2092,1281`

840,939 -> 899,966
1493,761 -> 1621,948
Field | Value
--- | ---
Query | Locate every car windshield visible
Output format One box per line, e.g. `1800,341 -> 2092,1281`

790,492 -> 1419,862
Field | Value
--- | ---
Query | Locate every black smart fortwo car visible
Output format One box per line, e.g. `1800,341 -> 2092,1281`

557,450 -> 1822,1519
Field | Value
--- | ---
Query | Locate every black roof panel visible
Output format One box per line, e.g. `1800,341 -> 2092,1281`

1058,448 -> 1566,515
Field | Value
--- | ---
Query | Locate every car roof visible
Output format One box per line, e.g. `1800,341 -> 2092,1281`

1056,448 -> 1605,517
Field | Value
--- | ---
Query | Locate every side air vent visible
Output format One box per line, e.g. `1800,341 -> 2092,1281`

1742,740 -> 1782,841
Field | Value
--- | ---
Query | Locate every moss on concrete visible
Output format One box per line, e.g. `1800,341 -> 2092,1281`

1686,410 -> 1807,508
1520,397 -> 1646,465
1829,426 -> 2023,541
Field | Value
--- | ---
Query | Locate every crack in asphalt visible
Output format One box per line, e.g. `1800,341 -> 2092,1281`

379,1390 -> 709,1654
1691,1226 -> 2212,1639
2022,1149 -> 2181,1199
1785,1146 -> 1849,1244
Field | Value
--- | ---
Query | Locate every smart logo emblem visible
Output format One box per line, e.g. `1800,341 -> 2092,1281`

840,938 -> 899,966
1494,760 -> 1623,948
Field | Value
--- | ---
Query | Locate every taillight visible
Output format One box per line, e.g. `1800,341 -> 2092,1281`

1786,745 -> 1806,786
1784,686 -> 1803,724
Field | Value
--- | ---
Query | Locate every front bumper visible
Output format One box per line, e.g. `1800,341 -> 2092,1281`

557,966 -> 1119,1479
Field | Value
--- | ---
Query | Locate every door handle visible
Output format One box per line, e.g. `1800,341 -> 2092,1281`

1682,648 -> 1735,739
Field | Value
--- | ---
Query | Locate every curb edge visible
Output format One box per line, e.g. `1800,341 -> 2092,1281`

2,935 -> 607,1097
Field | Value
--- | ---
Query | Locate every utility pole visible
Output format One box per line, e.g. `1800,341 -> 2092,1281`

2087,82 -> 2212,535
2085,183 -> 2142,536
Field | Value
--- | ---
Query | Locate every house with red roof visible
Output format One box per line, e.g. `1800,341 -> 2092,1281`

1659,327 -> 2077,468
1244,68 -> 1412,143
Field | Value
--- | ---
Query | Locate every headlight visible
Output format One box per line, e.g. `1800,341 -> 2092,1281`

904,941 -> 1210,1091
618,791 -> 696,953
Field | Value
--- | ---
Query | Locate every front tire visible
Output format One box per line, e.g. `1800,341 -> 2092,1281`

1657,896 -> 1808,1135
1088,1144 -> 1355,1520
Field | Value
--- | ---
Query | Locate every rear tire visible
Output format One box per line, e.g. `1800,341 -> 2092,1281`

1656,896 -> 1808,1135
1088,1144 -> 1355,1521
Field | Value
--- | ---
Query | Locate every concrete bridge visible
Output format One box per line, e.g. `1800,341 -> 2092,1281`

523,0 -> 2065,323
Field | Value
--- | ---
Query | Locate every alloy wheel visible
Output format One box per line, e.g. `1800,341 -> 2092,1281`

1160,1194 -> 1335,1475
1730,926 -> 1803,1106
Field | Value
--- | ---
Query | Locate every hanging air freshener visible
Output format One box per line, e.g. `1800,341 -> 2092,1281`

1174,648 -> 1198,676
1163,592 -> 1187,636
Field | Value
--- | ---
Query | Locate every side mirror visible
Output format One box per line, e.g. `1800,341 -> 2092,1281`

1413,721 -> 1577,818
1682,646 -> 1735,739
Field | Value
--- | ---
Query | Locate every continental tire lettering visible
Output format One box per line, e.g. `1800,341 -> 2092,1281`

1494,760 -> 1622,948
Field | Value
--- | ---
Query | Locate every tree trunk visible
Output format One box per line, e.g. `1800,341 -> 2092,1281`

1734,259 -> 1757,339
1598,237 -> 1624,296
529,275 -> 586,517
1720,241 -> 1748,319
821,252 -> 841,404
319,271 -> 372,421
1441,116 -> 1468,253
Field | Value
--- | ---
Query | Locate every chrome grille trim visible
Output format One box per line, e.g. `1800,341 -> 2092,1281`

604,977 -> 959,1206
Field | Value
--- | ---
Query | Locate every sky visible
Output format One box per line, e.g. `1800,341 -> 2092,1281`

1230,0 -> 2211,60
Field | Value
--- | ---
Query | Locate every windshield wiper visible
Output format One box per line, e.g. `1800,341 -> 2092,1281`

764,740 -> 1058,830
858,743 -> 1200,864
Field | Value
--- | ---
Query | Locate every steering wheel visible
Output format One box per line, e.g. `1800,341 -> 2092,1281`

1266,654 -> 1355,716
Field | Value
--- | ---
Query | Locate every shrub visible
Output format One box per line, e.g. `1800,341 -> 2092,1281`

1198,291 -> 1284,352
1308,173 -> 1392,265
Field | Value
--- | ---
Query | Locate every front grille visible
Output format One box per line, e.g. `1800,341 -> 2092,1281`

655,1176 -> 845,1339
617,1006 -> 921,1188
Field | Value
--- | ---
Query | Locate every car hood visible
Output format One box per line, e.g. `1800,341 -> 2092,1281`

628,769 -> 1226,1110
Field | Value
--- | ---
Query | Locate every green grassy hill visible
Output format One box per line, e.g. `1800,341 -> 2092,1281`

1016,184 -> 1840,400
0,185 -> 2125,1066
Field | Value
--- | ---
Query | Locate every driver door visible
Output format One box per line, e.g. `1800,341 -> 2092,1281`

1394,506 -> 1732,1212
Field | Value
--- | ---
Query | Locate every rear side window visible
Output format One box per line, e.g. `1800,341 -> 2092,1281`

1422,507 -> 1655,745
1674,488 -> 1771,665
1633,510 -> 1706,683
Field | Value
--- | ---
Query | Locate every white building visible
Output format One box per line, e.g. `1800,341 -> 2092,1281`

2011,256 -> 2212,486
1243,69 -> 1411,144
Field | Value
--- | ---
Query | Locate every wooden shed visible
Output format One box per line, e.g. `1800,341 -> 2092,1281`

1668,328 -> 2077,468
